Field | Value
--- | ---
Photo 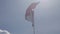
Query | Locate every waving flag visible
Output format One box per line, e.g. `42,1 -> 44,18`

25,2 -> 40,22
25,2 -> 40,34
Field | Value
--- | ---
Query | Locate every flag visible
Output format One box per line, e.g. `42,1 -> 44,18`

25,2 -> 40,34
25,2 -> 40,22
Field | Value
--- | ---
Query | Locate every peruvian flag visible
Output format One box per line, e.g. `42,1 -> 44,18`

25,2 -> 40,34
25,2 -> 40,22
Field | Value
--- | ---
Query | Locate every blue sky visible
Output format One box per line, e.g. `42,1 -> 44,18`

0,0 -> 60,34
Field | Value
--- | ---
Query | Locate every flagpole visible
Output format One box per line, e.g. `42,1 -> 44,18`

32,22 -> 35,34
32,11 -> 35,34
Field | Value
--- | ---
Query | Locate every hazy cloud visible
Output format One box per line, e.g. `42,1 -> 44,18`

0,29 -> 10,34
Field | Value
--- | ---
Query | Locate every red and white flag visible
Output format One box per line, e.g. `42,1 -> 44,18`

25,2 -> 40,34
25,2 -> 40,23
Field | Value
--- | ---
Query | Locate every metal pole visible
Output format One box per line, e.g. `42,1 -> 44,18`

32,24 -> 35,34
32,11 -> 35,34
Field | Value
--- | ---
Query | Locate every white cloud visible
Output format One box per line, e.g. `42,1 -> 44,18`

0,29 -> 10,34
